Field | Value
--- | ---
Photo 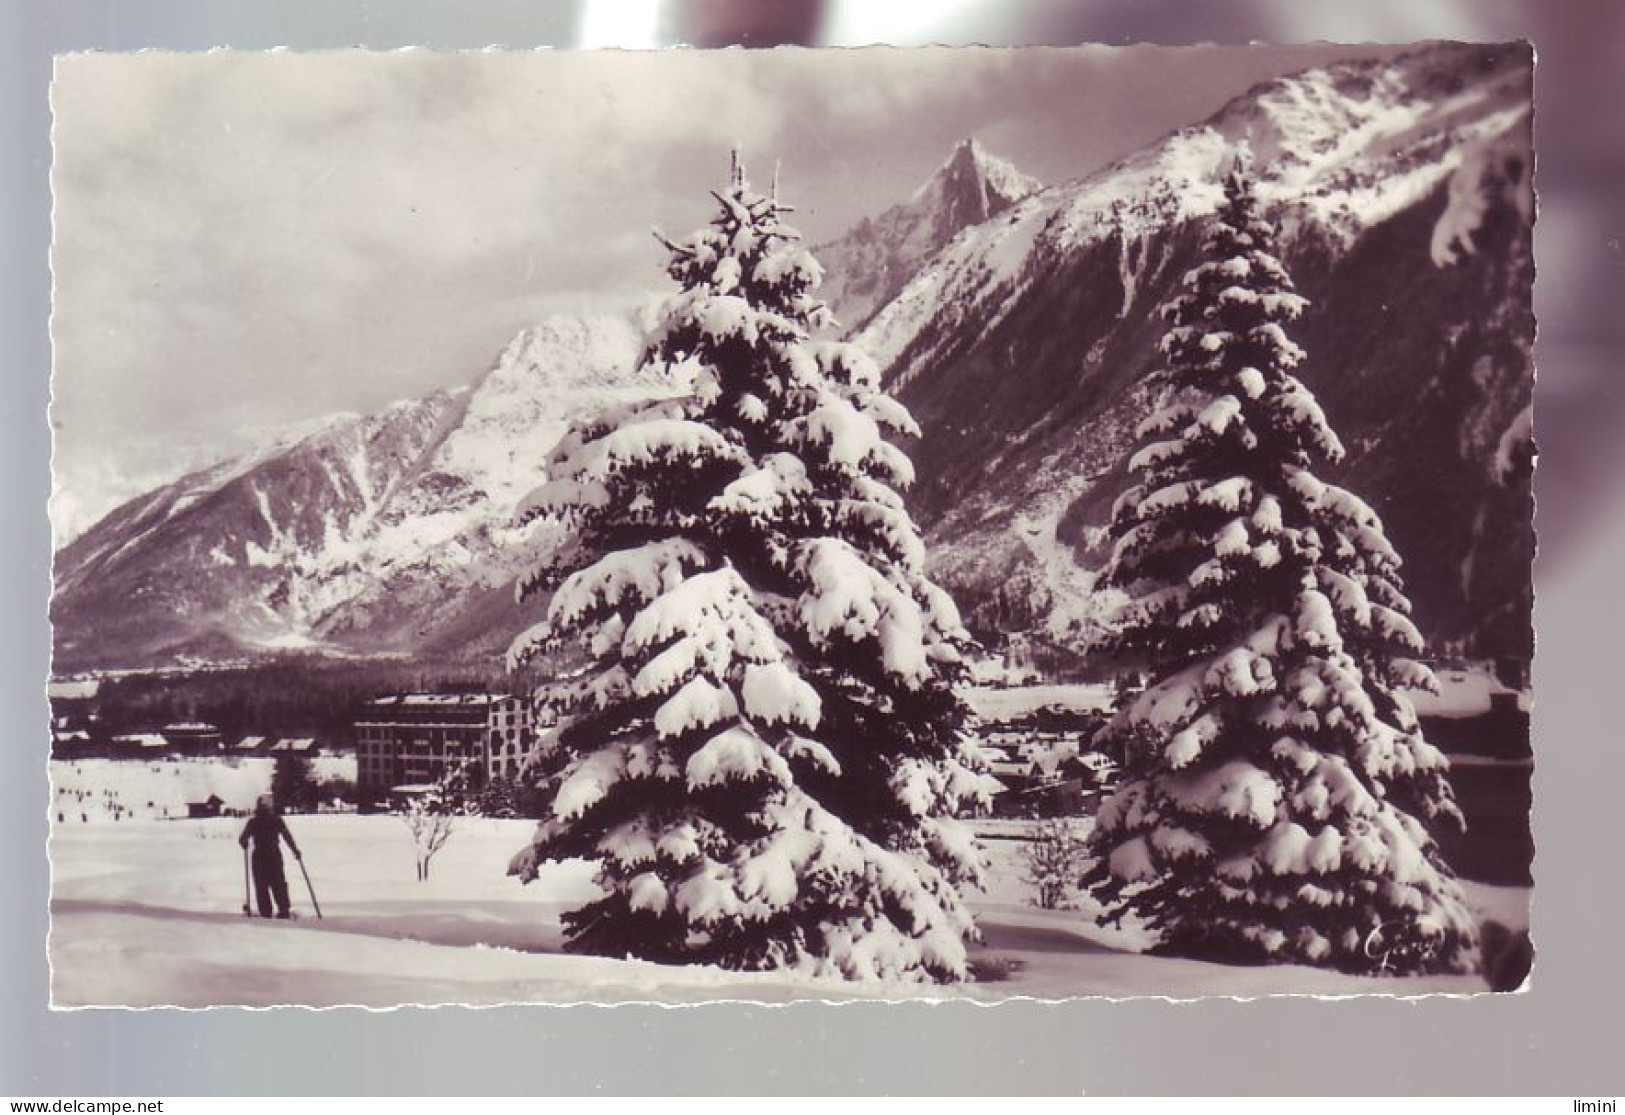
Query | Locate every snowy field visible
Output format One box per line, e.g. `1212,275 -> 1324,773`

965,683 -> 1112,723
963,665 -> 1526,726
51,756 -> 355,824
49,814 -> 1525,1007
1409,663 -> 1530,718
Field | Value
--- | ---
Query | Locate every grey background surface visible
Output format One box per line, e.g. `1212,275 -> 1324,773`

5,0 -> 1622,1097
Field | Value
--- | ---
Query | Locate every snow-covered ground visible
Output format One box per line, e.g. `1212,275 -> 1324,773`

1410,663 -> 1531,718
51,756 -> 356,824
965,683 -> 1112,723
963,663 -> 1528,726
49,814 -> 1521,1007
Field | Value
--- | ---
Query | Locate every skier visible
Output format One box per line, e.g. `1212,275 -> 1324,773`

239,793 -> 302,919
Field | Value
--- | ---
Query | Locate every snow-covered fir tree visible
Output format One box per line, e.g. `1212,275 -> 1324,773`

1083,168 -> 1480,975
505,156 -> 993,983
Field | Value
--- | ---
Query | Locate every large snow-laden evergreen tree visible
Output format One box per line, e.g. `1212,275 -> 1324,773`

505,156 -> 992,983
1083,169 -> 1480,976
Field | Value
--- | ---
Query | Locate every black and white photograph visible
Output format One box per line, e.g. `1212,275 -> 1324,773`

47,41 -> 1535,1007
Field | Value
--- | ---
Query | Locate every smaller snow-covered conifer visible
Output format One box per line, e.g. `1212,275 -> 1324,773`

1084,168 -> 1480,976
1021,817 -> 1090,910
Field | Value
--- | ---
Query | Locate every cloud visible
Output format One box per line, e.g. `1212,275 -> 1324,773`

53,54 -> 776,433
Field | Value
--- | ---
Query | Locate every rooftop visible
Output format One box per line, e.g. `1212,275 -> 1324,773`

366,693 -> 515,708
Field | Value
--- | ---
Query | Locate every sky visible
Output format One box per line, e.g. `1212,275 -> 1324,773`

50,43 -> 1404,540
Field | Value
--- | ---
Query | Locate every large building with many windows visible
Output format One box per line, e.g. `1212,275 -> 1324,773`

353,694 -> 535,807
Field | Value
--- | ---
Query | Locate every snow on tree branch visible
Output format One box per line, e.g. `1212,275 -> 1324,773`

1084,169 -> 1479,977
502,156 -> 995,983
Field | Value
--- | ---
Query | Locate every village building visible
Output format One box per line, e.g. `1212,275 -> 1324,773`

187,794 -> 225,819
48,678 -> 101,751
112,733 -> 172,757
49,729 -> 95,758
160,722 -> 223,754
230,735 -> 334,758
979,727 -> 1117,820
47,678 -> 99,720
353,694 -> 535,808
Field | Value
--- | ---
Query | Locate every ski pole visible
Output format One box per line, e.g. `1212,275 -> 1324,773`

242,846 -> 252,917
295,854 -> 322,919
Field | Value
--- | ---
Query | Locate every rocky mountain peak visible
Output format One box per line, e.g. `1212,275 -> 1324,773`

815,138 -> 1041,333
919,137 -> 1042,223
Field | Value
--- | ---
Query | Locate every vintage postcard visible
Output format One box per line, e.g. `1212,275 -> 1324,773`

48,43 -> 1534,1007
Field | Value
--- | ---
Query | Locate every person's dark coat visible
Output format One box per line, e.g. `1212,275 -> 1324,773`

239,803 -> 302,918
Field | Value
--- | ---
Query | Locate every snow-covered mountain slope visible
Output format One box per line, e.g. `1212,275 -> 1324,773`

303,315 -> 650,656
815,138 -> 1041,334
860,42 -> 1534,666
52,44 -> 1533,674
51,314 -> 651,668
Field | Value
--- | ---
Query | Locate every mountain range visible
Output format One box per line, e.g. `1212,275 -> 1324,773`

51,42 -> 1535,676
864,41 -> 1535,670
